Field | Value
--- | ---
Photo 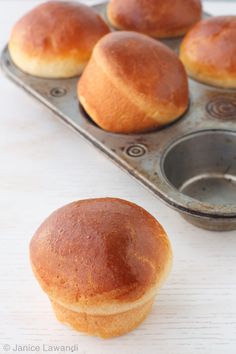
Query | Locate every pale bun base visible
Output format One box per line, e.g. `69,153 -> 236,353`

9,43 -> 86,78
180,53 -> 236,88
51,298 -> 154,338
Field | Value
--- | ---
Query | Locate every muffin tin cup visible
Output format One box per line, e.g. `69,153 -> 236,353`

1,3 -> 236,231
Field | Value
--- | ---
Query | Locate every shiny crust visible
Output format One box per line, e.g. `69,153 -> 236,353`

180,16 -> 236,88
78,31 -> 189,133
30,198 -> 172,310
9,1 -> 110,78
51,298 -> 154,338
107,0 -> 202,38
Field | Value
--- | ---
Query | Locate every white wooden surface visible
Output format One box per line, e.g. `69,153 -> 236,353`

1,1 -> 236,354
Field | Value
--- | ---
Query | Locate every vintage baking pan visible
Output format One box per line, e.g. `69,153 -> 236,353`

1,3 -> 236,231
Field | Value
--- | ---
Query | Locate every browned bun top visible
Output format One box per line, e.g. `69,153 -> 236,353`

180,16 -> 236,88
107,0 -> 202,38
9,1 -> 110,77
78,31 -> 189,133
95,31 -> 187,106
30,198 -> 172,308
10,1 -> 109,59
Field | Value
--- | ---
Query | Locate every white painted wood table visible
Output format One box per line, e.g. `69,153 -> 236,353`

0,1 -> 236,354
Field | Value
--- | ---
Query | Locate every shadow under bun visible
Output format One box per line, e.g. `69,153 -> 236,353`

30,198 -> 172,338
78,31 -> 189,134
107,0 -> 202,38
180,16 -> 236,88
9,1 -> 110,78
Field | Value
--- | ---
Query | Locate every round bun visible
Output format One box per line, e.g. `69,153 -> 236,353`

107,0 -> 202,38
9,1 -> 110,78
30,198 -> 172,338
180,16 -> 236,88
78,31 -> 189,134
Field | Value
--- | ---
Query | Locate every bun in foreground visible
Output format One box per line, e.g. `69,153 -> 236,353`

30,198 -> 172,338
9,1 -> 110,78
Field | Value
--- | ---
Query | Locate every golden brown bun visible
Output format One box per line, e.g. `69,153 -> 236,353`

107,0 -> 202,38
30,198 -> 172,338
78,31 -> 189,134
180,16 -> 236,88
9,1 -> 110,78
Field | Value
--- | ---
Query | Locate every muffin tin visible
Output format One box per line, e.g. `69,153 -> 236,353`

1,3 -> 236,231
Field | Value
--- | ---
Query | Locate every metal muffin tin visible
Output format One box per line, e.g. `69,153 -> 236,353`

1,3 -> 236,231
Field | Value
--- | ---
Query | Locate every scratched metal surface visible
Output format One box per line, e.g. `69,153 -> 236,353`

1,2 -> 236,229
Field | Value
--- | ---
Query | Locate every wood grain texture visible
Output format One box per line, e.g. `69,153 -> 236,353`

0,1 -> 236,354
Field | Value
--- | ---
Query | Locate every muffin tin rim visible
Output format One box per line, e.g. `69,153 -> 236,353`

1,46 -> 236,220
1,2 -> 236,229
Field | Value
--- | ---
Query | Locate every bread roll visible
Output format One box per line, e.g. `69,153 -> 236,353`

9,1 -> 110,78
180,16 -> 236,88
78,31 -> 189,134
107,0 -> 202,38
30,198 -> 172,338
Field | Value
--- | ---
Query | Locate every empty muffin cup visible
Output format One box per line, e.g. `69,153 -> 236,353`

161,130 -> 236,231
